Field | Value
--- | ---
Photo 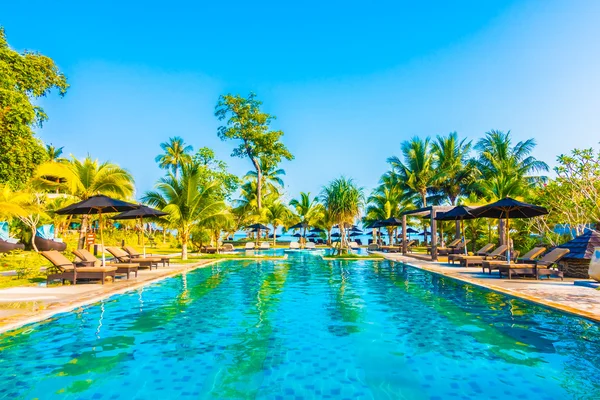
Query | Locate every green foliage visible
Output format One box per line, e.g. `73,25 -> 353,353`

155,137 -> 193,177
0,27 -> 68,189
215,92 -> 293,209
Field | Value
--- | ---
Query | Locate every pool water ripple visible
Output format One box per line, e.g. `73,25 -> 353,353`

1,253 -> 599,399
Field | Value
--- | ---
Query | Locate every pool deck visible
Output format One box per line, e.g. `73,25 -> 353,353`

380,252 -> 600,322
0,260 -> 218,334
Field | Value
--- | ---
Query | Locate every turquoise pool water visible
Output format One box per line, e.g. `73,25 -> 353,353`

1,253 -> 599,399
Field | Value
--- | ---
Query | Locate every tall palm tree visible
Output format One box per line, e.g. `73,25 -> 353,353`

319,177 -> 364,254
34,156 -> 135,247
265,201 -> 293,245
45,144 -> 65,162
155,137 -> 193,178
431,132 -> 475,205
387,136 -> 435,207
143,164 -> 228,259
243,159 -> 286,198
289,192 -> 323,231
474,130 -> 548,243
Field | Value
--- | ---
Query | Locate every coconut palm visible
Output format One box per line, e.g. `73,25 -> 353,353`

34,156 -> 135,200
0,185 -> 28,219
319,177 -> 364,254
431,132 -> 475,205
289,192 -> 323,230
265,201 -> 293,245
387,136 -> 435,207
45,144 -> 65,162
243,159 -> 286,198
143,164 -> 228,259
155,136 -> 193,178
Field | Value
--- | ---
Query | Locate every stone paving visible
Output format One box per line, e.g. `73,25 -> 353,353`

0,260 -> 216,333
380,252 -> 600,322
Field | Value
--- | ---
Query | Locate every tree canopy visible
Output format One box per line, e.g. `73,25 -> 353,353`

0,27 -> 69,189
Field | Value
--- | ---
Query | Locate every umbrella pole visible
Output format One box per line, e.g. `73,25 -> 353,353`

141,216 -> 146,257
99,211 -> 106,267
462,220 -> 467,255
506,213 -> 511,263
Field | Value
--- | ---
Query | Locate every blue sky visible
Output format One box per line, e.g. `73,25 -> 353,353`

3,0 -> 600,203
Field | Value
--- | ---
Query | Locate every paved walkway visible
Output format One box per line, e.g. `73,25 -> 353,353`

380,252 -> 600,322
0,260 -> 216,333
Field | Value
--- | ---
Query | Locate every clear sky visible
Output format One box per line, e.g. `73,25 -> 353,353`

3,0 -> 599,203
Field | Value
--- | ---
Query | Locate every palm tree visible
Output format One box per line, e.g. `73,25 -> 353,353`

0,185 -> 27,219
289,192 -> 323,237
265,201 -> 293,245
243,159 -> 286,198
474,130 -> 548,243
319,177 -> 364,254
45,144 -> 65,162
143,164 -> 228,259
387,136 -> 435,207
155,137 -> 193,178
34,156 -> 135,247
431,132 -> 475,205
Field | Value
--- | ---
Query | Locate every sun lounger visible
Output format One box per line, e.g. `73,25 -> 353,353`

482,247 -> 546,274
348,241 -> 360,250
381,245 -> 401,253
289,242 -> 300,249
439,240 -> 470,256
0,222 -> 25,253
123,245 -> 174,266
459,245 -> 508,268
449,243 -> 494,264
41,250 -> 117,285
259,242 -> 271,250
498,248 -> 570,280
202,246 -> 218,254
73,248 -> 138,279
305,242 -> 316,250
367,243 -> 380,252
105,247 -> 160,270
245,242 -> 255,250
427,238 -> 460,255
221,243 -> 235,253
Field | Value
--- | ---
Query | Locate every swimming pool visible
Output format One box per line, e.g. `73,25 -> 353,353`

1,253 -> 599,399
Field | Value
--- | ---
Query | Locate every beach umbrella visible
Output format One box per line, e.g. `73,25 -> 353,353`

247,223 -> 270,230
406,227 -> 418,234
349,231 -> 362,237
289,222 -> 309,230
379,217 -> 403,227
471,197 -> 548,262
309,227 -> 325,233
112,205 -> 168,256
331,232 -> 341,237
435,206 -> 477,254
292,233 -> 302,238
349,227 -> 363,233
56,195 -> 138,266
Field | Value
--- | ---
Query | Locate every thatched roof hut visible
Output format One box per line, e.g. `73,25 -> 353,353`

556,230 -> 600,278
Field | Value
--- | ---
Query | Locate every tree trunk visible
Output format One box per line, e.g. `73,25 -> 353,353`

78,215 -> 89,249
327,228 -> 332,246
30,223 -> 38,252
273,225 -> 277,246
252,157 -> 262,211
421,192 -> 427,207
181,230 -> 189,260
339,225 -> 346,255
498,219 -> 505,245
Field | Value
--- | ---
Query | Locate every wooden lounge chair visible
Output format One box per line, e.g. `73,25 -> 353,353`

482,247 -> 546,274
449,243 -> 494,264
41,250 -> 117,285
439,240 -> 471,256
222,243 -> 235,253
428,238 -> 460,255
367,243 -> 380,252
72,248 -> 138,279
498,248 -> 570,280
202,246 -> 218,254
105,247 -> 160,270
305,242 -> 316,250
123,245 -> 174,266
405,240 -> 416,253
245,242 -> 255,250
460,245 -> 508,268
